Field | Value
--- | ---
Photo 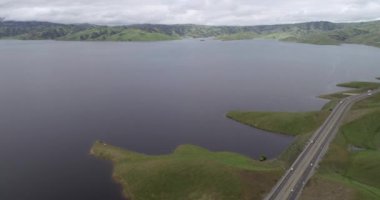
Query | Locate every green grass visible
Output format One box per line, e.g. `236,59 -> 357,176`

226,110 -> 329,165
227,111 -> 329,136
91,142 -> 282,200
321,99 -> 340,110
314,152 -> 380,200
319,81 -> 380,101
301,174 -> 359,200
319,92 -> 353,100
337,81 -> 380,90
216,31 -> 340,45
313,92 -> 380,200
108,29 -> 180,41
341,111 -> 380,150
345,151 -> 380,189
302,173 -> 380,200
282,31 -> 340,45
353,92 -> 380,109
226,104 -> 332,166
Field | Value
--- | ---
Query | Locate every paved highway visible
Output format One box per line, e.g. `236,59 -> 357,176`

264,89 -> 380,200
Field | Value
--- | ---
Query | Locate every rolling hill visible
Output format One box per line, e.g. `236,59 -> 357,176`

1,20 -> 380,47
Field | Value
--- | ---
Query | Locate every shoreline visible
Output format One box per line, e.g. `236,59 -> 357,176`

90,80 -> 380,199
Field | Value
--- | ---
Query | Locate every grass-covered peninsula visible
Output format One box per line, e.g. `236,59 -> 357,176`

90,142 -> 282,200
91,81 -> 380,200
1,20 -> 380,47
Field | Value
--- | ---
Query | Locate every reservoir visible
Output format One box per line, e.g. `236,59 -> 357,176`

0,39 -> 379,200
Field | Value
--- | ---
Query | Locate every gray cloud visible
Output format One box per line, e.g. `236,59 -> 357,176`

0,0 -> 380,25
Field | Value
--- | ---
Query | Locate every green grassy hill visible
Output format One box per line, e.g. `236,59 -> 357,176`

60,28 -> 179,41
1,20 -> 380,45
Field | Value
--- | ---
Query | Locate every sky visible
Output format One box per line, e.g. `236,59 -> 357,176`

1,0 -> 380,25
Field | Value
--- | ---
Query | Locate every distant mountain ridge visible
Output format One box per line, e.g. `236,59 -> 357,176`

1,20 -> 380,47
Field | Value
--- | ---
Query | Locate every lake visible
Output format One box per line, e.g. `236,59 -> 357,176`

1,39 -> 379,200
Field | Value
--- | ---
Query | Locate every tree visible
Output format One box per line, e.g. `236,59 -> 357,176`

259,155 -> 267,161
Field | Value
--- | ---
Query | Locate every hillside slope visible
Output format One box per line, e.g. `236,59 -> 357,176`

1,20 -> 380,46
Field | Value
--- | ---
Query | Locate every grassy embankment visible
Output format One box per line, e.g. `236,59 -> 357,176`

91,81 -> 380,200
226,110 -> 329,164
303,90 -> 380,200
228,81 -> 380,200
226,81 -> 380,164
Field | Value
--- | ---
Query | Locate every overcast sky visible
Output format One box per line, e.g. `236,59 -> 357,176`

1,0 -> 380,25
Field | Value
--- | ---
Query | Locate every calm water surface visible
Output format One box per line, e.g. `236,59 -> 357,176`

1,39 -> 380,200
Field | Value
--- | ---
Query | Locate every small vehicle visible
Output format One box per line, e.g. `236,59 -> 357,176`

310,163 -> 313,166
290,188 -> 294,192
368,93 -> 372,96
290,167 -> 294,171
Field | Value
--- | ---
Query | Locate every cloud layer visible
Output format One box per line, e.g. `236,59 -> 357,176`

1,0 -> 380,25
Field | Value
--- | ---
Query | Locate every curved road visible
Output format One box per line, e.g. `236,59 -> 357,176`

264,89 -> 379,200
